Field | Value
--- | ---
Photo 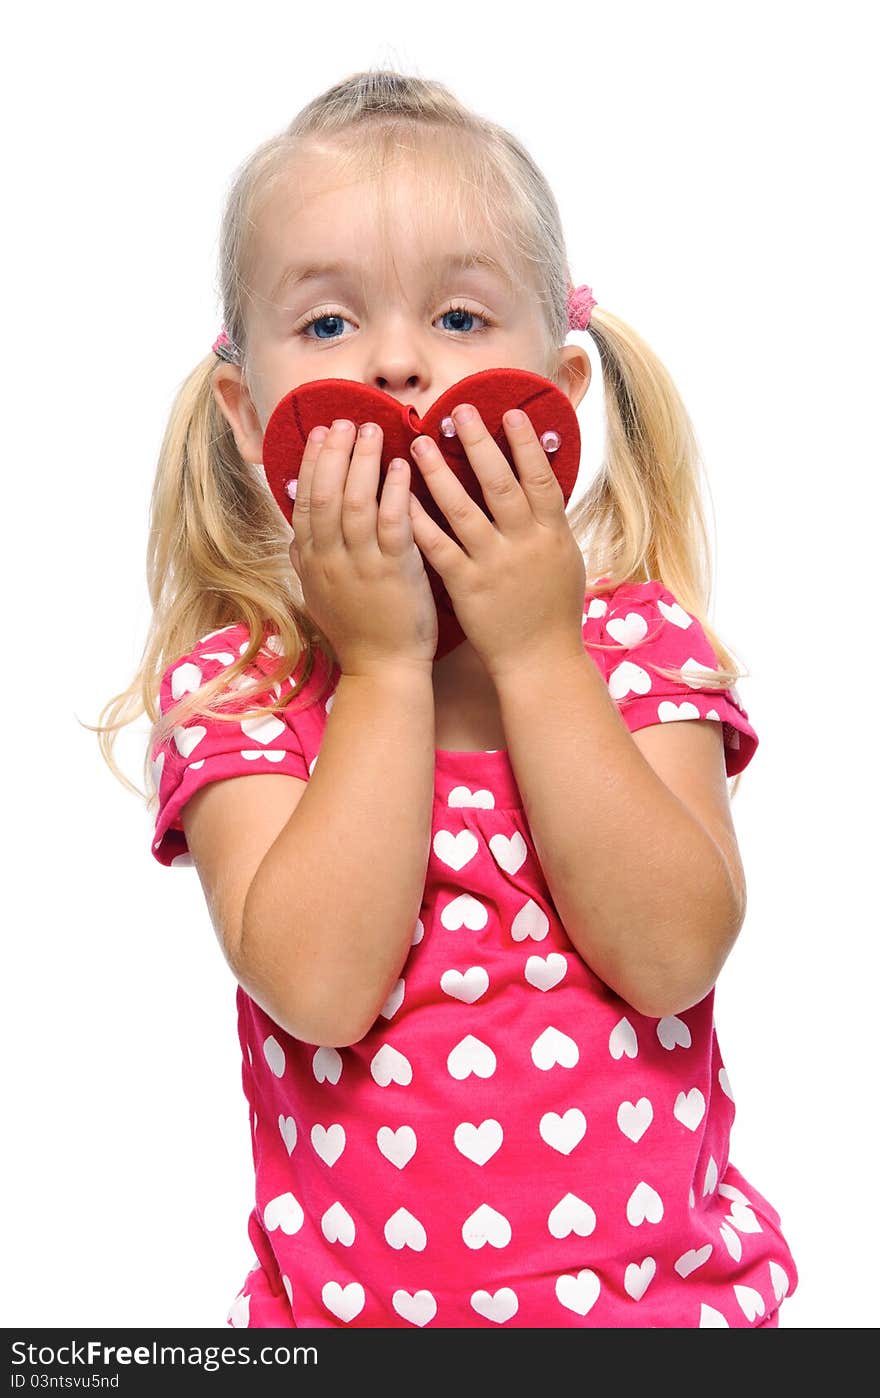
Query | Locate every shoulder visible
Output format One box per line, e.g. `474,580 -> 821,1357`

158,622 -> 334,720
582,579 -> 756,776
584,578 -> 724,675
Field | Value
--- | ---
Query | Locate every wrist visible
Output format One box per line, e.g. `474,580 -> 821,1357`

339,658 -> 435,686
488,636 -> 587,693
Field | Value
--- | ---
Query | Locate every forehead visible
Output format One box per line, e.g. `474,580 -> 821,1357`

250,156 -> 514,298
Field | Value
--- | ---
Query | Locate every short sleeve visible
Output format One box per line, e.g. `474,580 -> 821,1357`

150,623 -> 314,868
584,580 -> 758,777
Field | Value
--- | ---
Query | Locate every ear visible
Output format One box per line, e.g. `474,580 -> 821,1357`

211,363 -> 265,465
553,344 -> 592,413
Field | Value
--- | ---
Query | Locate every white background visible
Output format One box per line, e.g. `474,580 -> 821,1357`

4,0 -> 877,1330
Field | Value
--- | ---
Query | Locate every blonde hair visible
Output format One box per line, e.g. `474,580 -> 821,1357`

87,65 -> 751,808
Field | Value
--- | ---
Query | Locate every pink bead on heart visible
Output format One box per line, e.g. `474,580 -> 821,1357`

439,413 -> 560,453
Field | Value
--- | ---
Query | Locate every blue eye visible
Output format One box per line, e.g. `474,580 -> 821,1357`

437,305 -> 492,334
299,311 -> 351,341
297,303 -> 493,341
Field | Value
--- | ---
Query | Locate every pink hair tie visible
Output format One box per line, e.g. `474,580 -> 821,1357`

212,326 -> 241,364
567,283 -> 597,331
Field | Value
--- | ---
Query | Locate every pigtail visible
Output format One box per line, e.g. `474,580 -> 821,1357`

566,308 -> 752,798
85,354 -> 332,807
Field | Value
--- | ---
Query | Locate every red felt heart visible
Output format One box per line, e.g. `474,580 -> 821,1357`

262,366 -> 581,659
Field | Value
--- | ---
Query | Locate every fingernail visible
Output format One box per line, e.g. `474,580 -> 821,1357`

453,404 -> 476,424
311,427 -> 330,444
331,419 -> 354,432
359,422 -> 378,438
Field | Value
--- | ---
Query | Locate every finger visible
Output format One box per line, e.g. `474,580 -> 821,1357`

307,419 -> 356,550
441,405 -> 533,534
290,425 -> 331,548
341,422 -> 382,551
501,409 -> 567,525
408,490 -> 466,578
410,433 -> 496,555
376,456 -> 416,558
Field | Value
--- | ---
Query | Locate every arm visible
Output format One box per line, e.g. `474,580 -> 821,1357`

237,665 -> 435,1047
493,648 -> 746,1018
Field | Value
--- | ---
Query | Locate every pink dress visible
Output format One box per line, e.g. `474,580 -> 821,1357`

151,579 -> 798,1328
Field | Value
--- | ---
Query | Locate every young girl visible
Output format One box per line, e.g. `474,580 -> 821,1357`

97,68 -> 798,1328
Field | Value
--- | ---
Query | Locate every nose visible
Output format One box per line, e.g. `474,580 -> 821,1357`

367,310 -> 431,406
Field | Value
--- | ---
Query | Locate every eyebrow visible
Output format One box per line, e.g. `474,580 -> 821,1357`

271,250 -> 514,301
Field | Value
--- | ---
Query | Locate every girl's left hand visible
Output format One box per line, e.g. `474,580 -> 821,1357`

408,404 -> 586,682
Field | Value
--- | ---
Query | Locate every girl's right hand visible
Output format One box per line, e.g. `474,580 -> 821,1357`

288,419 -> 438,677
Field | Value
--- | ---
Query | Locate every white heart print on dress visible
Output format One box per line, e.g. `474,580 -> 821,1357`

606,611 -> 649,648
379,978 -> 405,1019
608,660 -> 652,700
461,1203 -> 511,1250
769,1262 -> 789,1301
547,1193 -> 596,1239
171,661 -> 203,699
524,953 -> 567,990
510,899 -> 549,942
441,894 -> 488,931
263,1192 -> 305,1235
725,1201 -> 763,1234
440,967 -> 489,1003
447,786 -> 495,808
626,1181 -> 664,1226
674,1244 -> 712,1278
384,1207 -> 427,1251
673,1087 -> 706,1131
489,831 -> 528,875
447,1035 -> 496,1080
392,1289 -> 437,1327
311,1123 -> 345,1166
734,1285 -> 765,1322
470,1288 -> 518,1324
555,1269 -> 600,1317
617,1097 -> 653,1142
241,713 -> 286,745
173,724 -> 207,759
719,1222 -> 742,1261
263,1035 -> 286,1078
657,1016 -> 691,1050
312,1047 -> 343,1084
433,829 -> 479,871
658,700 -> 702,722
370,1044 -> 413,1087
624,1258 -> 656,1301
376,1125 -> 417,1169
539,1108 -> 587,1154
278,1114 -> 297,1155
703,1156 -> 719,1196
321,1281 -> 365,1323
699,1304 -> 730,1328
453,1119 -> 503,1165
678,657 -> 722,689
609,1017 -> 638,1060
321,1201 -> 355,1246
530,1026 -> 579,1070
658,597 -> 693,629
